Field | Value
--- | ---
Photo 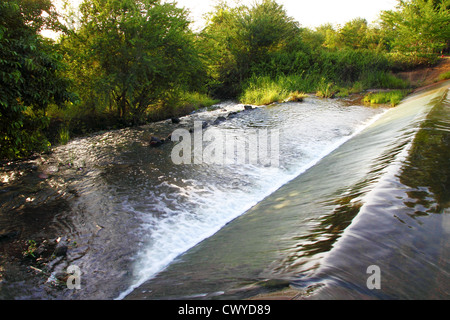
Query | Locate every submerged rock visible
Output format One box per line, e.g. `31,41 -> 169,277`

53,244 -> 68,257
150,136 -> 164,147
213,116 -> 227,125
54,271 -> 70,282
227,112 -> 238,119
38,173 -> 49,179
149,134 -> 173,147
171,117 -> 180,124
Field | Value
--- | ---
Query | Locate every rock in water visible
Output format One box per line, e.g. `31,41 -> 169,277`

189,121 -> 209,133
54,244 -> 68,257
227,112 -> 238,119
150,136 -> 164,147
213,116 -> 227,125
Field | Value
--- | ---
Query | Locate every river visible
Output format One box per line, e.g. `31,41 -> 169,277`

0,81 -> 448,300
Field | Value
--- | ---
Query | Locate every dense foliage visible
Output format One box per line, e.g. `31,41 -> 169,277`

60,0 -> 206,124
198,0 -> 448,102
380,0 -> 450,64
0,0 -> 74,159
1,0 -> 449,159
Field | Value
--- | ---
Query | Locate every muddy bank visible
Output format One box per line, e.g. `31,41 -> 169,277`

396,57 -> 450,88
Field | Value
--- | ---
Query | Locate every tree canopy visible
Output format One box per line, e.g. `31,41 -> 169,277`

61,0 -> 204,122
0,0 -> 73,159
199,0 -> 301,96
1,0 -> 449,159
380,0 -> 450,61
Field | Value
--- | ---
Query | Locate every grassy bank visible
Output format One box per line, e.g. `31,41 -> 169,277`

240,71 -> 411,105
363,90 -> 410,107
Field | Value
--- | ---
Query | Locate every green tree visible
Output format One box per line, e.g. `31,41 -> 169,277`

380,0 -> 450,62
339,18 -> 369,49
201,0 -> 300,97
0,0 -> 73,159
314,19 -> 386,51
62,0 -> 203,123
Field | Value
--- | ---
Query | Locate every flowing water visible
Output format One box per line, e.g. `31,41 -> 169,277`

0,81 -> 448,300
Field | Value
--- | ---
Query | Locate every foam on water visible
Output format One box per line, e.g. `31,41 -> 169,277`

116,101 -> 387,299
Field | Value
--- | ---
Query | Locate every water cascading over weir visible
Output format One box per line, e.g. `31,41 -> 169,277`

0,81 -> 448,300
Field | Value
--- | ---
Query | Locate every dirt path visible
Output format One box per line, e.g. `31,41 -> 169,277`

396,56 -> 450,89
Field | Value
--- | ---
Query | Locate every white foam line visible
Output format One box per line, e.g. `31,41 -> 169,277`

115,110 -> 387,300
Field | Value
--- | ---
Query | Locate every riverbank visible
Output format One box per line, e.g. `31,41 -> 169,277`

239,56 -> 450,107
396,56 -> 450,89
3,56 -> 448,164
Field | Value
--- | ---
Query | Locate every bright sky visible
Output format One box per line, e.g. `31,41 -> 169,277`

46,0 -> 399,36
175,0 -> 399,29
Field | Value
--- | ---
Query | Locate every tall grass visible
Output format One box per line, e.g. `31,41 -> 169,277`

239,47 -> 410,105
240,74 -> 318,105
177,92 -> 220,110
316,78 -> 336,98
360,71 -> 410,89
57,126 -> 70,145
240,70 -> 409,105
363,90 -> 410,107
240,76 -> 289,105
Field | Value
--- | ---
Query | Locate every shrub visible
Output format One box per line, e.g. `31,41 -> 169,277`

360,71 -> 410,89
363,90 -> 410,107
316,78 -> 337,98
58,127 -> 70,145
240,75 -> 313,105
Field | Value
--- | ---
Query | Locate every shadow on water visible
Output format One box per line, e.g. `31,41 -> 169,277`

401,92 -> 450,210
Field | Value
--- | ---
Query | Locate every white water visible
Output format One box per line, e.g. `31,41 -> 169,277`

116,99 -> 387,299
